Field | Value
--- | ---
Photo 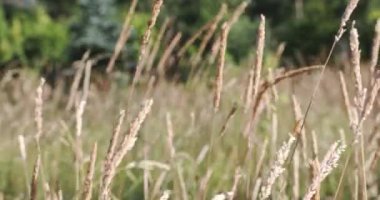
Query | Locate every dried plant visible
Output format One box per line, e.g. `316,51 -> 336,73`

249,15 -> 266,118
259,135 -> 296,199
146,18 -> 171,73
132,0 -> 164,86
213,22 -> 230,112
166,113 -> 175,159
106,0 -> 138,73
229,167 -> 242,200
157,32 -> 182,78
289,0 -> 359,165
66,51 -> 89,110
35,78 -> 45,141
81,143 -> 98,200
303,141 -> 346,200
30,155 -> 41,200
100,99 -> 153,200
197,169 -> 213,200
192,4 -> 227,66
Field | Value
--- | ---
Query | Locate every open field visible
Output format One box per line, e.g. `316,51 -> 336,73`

1,0 -> 380,199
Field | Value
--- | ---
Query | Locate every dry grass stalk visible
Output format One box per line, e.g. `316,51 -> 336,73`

303,141 -> 346,200
18,134 -> 27,162
175,165 -> 189,200
349,24 -> 369,200
82,60 -> 92,101
30,155 -> 41,200
157,32 -> 182,78
76,100 -> 86,138
219,103 -> 238,136
267,68 -> 279,102
244,70 -> 254,112
197,169 -> 213,200
81,143 -> 98,200
350,23 -> 363,98
66,51 -> 90,111
177,3 -> 225,58
18,135 -> 30,194
293,149 -> 300,199
227,1 -> 248,27
113,99 -> 153,165
246,65 -> 322,137
291,0 -> 359,165
252,178 -> 262,200
35,78 -> 45,140
132,0 -> 164,86
229,167 -> 242,200
259,135 -> 296,200
100,99 -> 153,200
75,60 -> 92,191
146,18 -> 171,73
192,4 -> 227,65
361,74 -> 380,124
370,19 -> 380,83
336,0 -> 359,41
106,0 -> 138,73
339,71 -> 353,121
311,130 -> 319,159
208,32 -> 222,65
292,95 -> 308,163
249,15 -> 266,116
251,139 -> 268,199
177,22 -> 209,58
213,22 -> 230,112
144,75 -> 157,98
104,110 -> 126,175
166,113 -> 175,158
271,110 -> 278,158
309,159 -> 321,200
252,139 -> 268,195
151,172 -> 168,199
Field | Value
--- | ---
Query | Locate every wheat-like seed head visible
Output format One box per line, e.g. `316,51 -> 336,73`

259,135 -> 296,199
133,0 -> 164,85
100,100 -> 153,200
251,15 -> 266,109
350,23 -> 363,97
166,113 -> 175,158
303,141 -> 346,200
35,78 -> 45,140
81,143 -> 97,200
336,0 -> 359,41
213,22 -> 230,112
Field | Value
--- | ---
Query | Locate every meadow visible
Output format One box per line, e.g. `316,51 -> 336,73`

1,0 -> 380,199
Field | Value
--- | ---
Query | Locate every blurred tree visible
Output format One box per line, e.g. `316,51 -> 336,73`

0,6 -> 68,68
69,0 -> 121,62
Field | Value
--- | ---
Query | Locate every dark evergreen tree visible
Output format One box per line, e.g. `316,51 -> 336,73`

69,0 -> 121,61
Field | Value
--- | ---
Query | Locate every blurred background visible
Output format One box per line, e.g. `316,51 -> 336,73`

1,0 -> 379,75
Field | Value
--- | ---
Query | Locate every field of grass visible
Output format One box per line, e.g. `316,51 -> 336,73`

1,0 -> 380,199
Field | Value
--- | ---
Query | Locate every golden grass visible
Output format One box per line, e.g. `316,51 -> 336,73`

2,0 -> 380,199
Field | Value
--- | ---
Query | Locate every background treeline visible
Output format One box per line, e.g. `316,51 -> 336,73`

0,0 -> 379,70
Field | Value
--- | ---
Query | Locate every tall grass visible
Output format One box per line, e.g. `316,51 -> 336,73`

1,0 -> 380,199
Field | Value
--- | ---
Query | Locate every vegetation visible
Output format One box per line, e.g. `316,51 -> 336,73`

1,0 -> 380,200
